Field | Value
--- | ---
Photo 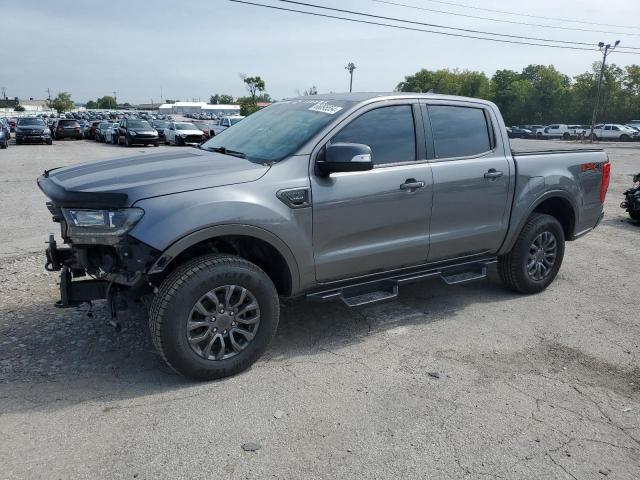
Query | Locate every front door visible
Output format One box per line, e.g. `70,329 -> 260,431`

311,103 -> 432,282
424,103 -> 512,262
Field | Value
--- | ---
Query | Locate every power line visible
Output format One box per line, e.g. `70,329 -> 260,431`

372,0 -> 640,38
414,0 -> 640,31
226,0 -> 633,53
273,0 -> 640,51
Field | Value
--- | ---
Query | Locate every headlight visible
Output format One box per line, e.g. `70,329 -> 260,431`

62,208 -> 144,243
42,130 -> 50,136
130,131 -> 137,136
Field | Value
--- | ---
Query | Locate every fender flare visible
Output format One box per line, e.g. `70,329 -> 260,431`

499,190 -> 579,255
148,224 -> 301,294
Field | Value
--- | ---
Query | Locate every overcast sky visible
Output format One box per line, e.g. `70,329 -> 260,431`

3,0 -> 639,103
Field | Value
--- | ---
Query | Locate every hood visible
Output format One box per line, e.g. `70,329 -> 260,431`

175,129 -> 203,135
38,149 -> 270,208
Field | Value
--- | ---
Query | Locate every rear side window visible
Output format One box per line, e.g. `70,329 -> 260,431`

428,105 -> 491,159
332,105 -> 416,165
60,120 -> 79,127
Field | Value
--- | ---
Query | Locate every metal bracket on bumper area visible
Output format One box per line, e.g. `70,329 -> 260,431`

56,266 -> 109,308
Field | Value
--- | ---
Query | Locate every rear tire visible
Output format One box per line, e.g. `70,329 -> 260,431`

498,213 -> 565,294
630,211 -> 640,221
563,132 -> 570,140
149,254 -> 280,380
620,134 -> 630,142
125,136 -> 132,147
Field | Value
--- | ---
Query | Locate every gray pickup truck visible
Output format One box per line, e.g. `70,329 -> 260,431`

37,93 -> 610,380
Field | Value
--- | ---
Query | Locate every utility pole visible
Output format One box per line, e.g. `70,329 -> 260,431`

590,40 -> 620,143
345,62 -> 356,93
160,85 -> 163,102
112,91 -> 117,107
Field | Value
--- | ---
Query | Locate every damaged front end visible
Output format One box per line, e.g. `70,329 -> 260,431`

42,198 -> 160,314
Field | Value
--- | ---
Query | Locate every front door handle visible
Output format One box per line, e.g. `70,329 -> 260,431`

400,179 -> 426,191
484,169 -> 504,180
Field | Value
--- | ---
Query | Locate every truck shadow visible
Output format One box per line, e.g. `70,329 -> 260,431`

0,275 -> 520,414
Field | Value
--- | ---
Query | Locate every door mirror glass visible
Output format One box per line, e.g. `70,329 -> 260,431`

317,143 -> 373,176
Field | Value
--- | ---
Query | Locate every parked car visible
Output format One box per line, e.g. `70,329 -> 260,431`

536,124 -> 575,140
51,119 -> 82,140
591,124 -> 639,142
117,118 -> 159,147
151,120 -> 169,141
628,120 -> 640,127
210,115 -> 244,136
507,126 -> 532,139
0,118 -> 10,149
38,93 -> 609,380
191,120 -> 217,139
15,117 -> 52,145
164,122 -> 205,145
95,122 -> 113,143
85,120 -> 102,140
105,123 -> 120,144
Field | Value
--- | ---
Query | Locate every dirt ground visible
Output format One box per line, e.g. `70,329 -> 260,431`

0,137 -> 638,479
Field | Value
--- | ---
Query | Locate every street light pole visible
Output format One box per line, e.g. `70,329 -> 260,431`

590,40 -> 620,143
345,62 -> 356,93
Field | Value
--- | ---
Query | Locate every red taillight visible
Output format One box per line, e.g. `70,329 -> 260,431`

600,162 -> 611,204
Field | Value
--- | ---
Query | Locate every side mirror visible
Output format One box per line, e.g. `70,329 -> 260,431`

316,143 -> 373,176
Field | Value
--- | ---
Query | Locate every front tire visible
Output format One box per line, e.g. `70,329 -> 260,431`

149,254 -> 279,380
630,210 -> 640,222
498,213 -> 565,294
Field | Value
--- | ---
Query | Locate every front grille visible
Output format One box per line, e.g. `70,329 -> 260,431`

184,135 -> 203,143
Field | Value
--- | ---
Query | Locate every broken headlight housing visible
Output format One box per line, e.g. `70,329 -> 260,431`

62,208 -> 144,244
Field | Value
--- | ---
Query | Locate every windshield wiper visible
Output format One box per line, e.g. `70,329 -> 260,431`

208,146 -> 247,159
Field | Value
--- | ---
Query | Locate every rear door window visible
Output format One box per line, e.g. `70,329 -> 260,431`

428,105 -> 492,159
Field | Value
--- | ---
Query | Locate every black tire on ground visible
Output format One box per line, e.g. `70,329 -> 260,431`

164,139 -> 169,145
125,136 -> 132,147
149,254 -> 280,380
536,133 -> 543,139
498,213 -> 565,294
630,210 -> 640,221
563,132 -> 570,140
46,139 -> 52,145
620,134 -> 630,142
154,142 -> 159,147
15,138 -> 22,145
1,140 -> 6,149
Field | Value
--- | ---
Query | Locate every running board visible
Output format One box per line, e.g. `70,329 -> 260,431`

307,258 -> 496,307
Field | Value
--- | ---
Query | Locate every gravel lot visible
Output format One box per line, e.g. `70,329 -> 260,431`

1,137 -> 639,479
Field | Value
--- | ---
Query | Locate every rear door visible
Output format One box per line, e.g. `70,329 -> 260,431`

311,101 -> 433,282
423,102 -> 512,262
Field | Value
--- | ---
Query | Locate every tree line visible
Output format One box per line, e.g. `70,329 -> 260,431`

397,63 -> 640,126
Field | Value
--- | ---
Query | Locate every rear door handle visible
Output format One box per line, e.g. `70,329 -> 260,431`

400,179 -> 426,191
484,169 -> 504,180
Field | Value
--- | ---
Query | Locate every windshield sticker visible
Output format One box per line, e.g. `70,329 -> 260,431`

308,102 -> 343,115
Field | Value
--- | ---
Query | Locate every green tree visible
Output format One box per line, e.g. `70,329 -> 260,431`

14,105 -> 25,112
396,68 -> 490,99
49,92 -> 74,113
96,96 -> 117,109
241,75 -> 266,103
210,94 -> 235,104
85,100 -> 97,109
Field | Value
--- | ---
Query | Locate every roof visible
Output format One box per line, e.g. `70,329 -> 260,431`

295,92 -> 495,106
201,104 -> 240,110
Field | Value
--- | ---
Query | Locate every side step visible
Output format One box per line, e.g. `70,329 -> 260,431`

307,258 -> 495,308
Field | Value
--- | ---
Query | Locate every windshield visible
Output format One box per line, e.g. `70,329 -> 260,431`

230,117 -> 243,125
176,123 -> 198,130
201,100 -> 356,162
128,120 -> 151,129
18,118 -> 45,126
153,121 -> 168,128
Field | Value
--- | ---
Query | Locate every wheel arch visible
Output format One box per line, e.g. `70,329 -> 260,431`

500,191 -> 578,255
148,225 -> 301,296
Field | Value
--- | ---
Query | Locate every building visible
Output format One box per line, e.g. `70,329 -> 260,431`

158,102 -> 240,116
